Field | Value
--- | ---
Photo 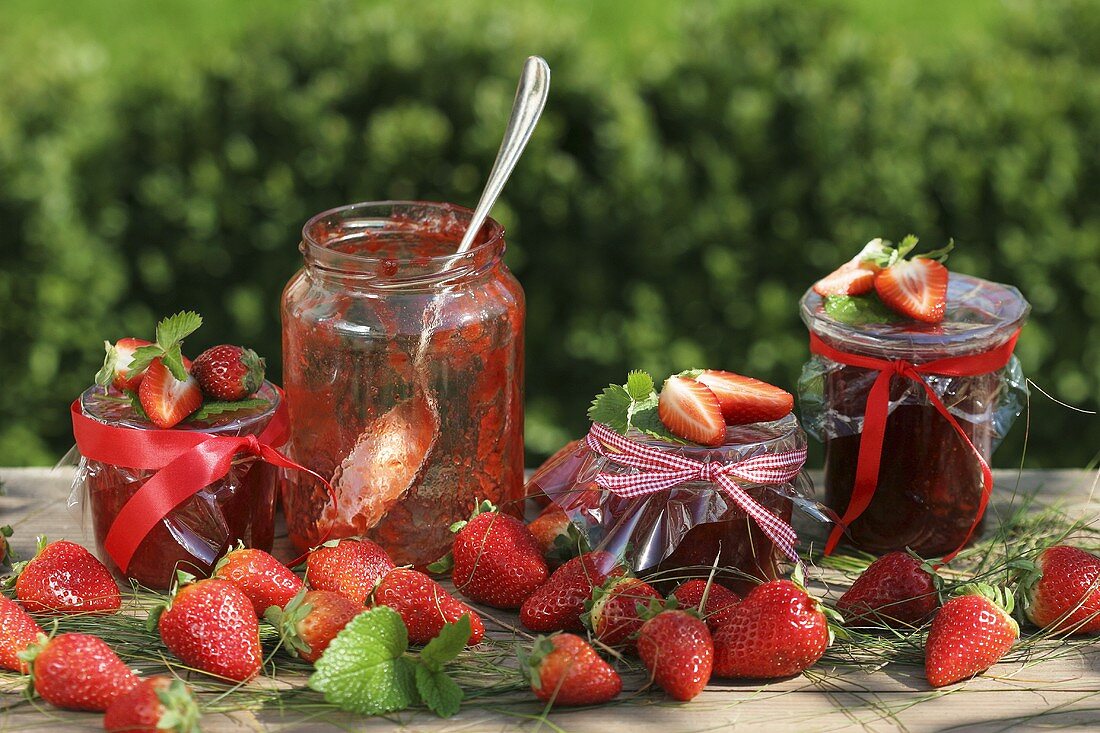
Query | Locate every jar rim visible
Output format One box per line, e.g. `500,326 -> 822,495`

625,412 -> 806,463
79,381 -> 281,434
301,200 -> 505,270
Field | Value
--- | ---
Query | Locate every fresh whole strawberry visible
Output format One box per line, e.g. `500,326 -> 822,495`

372,568 -> 484,646
837,551 -> 941,627
658,375 -> 726,446
265,589 -> 365,664
712,579 -> 832,679
305,538 -> 396,605
670,579 -> 740,631
813,238 -> 891,297
138,357 -> 203,429
191,345 -> 266,401
446,501 -> 548,609
154,577 -> 262,682
1023,545 -> 1100,635
213,544 -> 303,616
586,576 -> 662,648
637,609 -> 714,701
15,538 -> 121,614
691,370 -> 794,425
96,338 -> 154,391
520,551 -> 624,633
522,633 -> 622,706
527,503 -> 585,566
925,585 -> 1019,687
21,633 -> 138,711
102,676 -> 200,733
0,593 -> 44,672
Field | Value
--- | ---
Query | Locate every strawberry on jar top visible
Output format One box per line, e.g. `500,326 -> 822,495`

799,235 -> 1030,557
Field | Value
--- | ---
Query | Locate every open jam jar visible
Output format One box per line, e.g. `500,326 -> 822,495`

280,201 -> 525,566
71,383 -> 280,590
527,415 -> 820,595
798,273 -> 1029,557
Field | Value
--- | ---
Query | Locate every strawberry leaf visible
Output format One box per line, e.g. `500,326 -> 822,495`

629,400 -> 692,444
414,664 -> 462,718
187,398 -> 270,422
308,606 -> 418,716
587,384 -> 632,434
824,294 -> 903,326
625,370 -> 655,401
125,344 -> 165,378
156,311 -> 203,350
161,342 -> 188,382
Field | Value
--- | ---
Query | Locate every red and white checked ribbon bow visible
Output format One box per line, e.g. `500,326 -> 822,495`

584,422 -> 808,564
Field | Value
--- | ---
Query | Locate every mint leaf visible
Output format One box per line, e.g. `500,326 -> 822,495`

420,615 -> 471,672
187,398 -> 269,422
156,311 -> 203,350
824,294 -> 903,326
625,371 -> 655,401
95,341 -> 118,386
587,384 -> 632,434
309,606 -> 417,716
630,400 -> 691,444
414,664 -> 462,718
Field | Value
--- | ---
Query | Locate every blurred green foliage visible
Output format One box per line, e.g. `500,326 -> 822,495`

0,0 -> 1097,467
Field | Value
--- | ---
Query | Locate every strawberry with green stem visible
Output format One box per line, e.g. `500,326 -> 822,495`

14,537 -> 121,614
373,567 -> 485,646
925,584 -> 1018,687
1022,545 -> 1100,635
213,543 -> 303,617
192,344 -> 266,401
527,502 -> 588,567
306,538 -> 395,605
266,588 -> 366,664
96,338 -> 154,391
520,551 -> 625,633
102,676 -> 200,733
670,579 -> 740,631
837,551 -> 941,627
0,594 -> 44,672
585,576 -> 663,648
521,633 -> 622,706
21,633 -> 138,711
637,607 -> 714,701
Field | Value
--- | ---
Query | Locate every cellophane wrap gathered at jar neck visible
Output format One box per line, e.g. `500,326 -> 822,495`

526,414 -> 833,583
69,382 -> 281,590
798,273 -> 1030,447
281,200 -> 525,567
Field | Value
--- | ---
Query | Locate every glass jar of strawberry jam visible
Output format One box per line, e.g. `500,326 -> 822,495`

527,415 -> 820,595
799,273 -> 1029,557
280,201 -> 525,566
72,383 -> 280,590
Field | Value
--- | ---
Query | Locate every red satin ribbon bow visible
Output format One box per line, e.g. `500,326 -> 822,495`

585,422 -> 808,564
809,330 -> 1021,562
71,389 -> 331,573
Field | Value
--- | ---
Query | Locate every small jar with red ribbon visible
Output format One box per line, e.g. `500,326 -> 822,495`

70,382 -> 287,590
527,415 -> 826,594
799,272 -> 1029,560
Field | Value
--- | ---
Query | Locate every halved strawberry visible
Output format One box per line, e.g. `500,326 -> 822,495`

693,370 -> 793,425
138,357 -> 202,429
96,338 -> 154,391
813,238 -> 891,297
874,258 -> 949,324
657,376 -> 726,446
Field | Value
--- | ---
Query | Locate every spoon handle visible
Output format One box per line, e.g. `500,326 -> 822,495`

456,55 -> 551,254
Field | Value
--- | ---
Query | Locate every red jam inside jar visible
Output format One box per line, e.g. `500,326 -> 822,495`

75,382 -> 280,590
527,414 -> 813,595
799,273 -> 1029,556
280,202 -> 525,566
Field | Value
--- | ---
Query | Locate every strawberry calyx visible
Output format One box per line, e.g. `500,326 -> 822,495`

211,540 -> 248,576
518,635 -> 556,689
263,588 -> 315,659
954,582 -> 1016,616
148,570 -> 198,631
426,500 -> 499,574
149,678 -> 201,733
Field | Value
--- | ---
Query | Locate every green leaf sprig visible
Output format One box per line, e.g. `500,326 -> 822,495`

96,311 -> 203,386
587,370 -> 690,444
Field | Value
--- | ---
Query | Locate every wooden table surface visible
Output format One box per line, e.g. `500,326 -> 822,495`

2,466 -> 1099,732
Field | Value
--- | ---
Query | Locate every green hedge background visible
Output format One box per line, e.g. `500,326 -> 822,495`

1,0 -> 1097,468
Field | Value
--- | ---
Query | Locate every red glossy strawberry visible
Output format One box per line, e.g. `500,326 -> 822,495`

637,609 -> 714,701
712,579 -> 831,679
213,545 -> 303,617
155,578 -> 262,682
97,338 -> 155,391
692,370 -> 794,425
305,538 -> 396,605
373,568 -> 484,646
102,676 -> 200,733
1024,545 -> 1100,635
658,375 -> 726,446
265,589 -> 365,664
670,579 -> 741,631
22,633 -> 138,711
15,538 -> 121,614
522,633 -> 622,706
520,551 -> 624,633
138,357 -> 203,429
812,238 -> 890,297
191,345 -> 266,401
448,501 -> 548,609
0,593 -> 44,672
526,503 -> 583,566
925,585 -> 1018,687
586,576 -> 662,648
875,258 -> 949,323
837,551 -> 941,627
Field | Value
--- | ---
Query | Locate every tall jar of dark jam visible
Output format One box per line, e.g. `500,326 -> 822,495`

798,274 -> 1029,557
